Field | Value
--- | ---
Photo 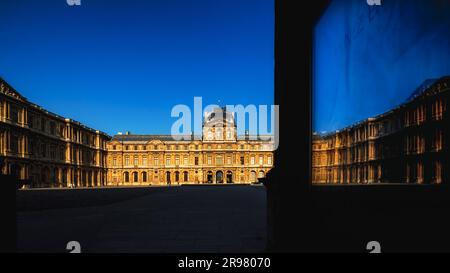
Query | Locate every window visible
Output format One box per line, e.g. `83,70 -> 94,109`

216,155 -> 223,165
154,157 -> 159,166
11,135 -> 19,153
134,156 -> 138,166
143,156 -> 148,166
41,143 -> 47,157
227,156 -> 232,165
251,156 -> 255,165
113,145 -> 116,150
207,156 -> 212,165
125,146 -> 129,150
240,156 -> 245,165
175,156 -> 180,165
184,156 -> 188,165
125,156 -> 130,166
166,157 -> 171,165
142,146 -> 146,151
142,172 -> 147,183
195,157 -> 199,166
124,172 -> 129,183
41,118 -> 46,132
268,156 -> 272,165
134,145 -> 138,150
28,115 -> 34,128
50,122 -> 56,135
113,157 -> 117,166
10,105 -> 20,123
259,155 -> 264,165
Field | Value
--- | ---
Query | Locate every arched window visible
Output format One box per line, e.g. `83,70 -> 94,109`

258,171 -> 265,179
124,172 -> 129,183
250,171 -> 257,182
133,171 -> 138,183
142,172 -> 147,183
184,171 -> 188,182
175,171 -> 180,182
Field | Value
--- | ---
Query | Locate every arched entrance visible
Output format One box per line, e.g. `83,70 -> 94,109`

258,170 -> 265,179
175,171 -> 180,184
207,171 -> 213,183
216,171 -> 223,184
226,171 -> 233,184
166,171 -> 171,185
133,171 -> 138,183
124,172 -> 130,183
183,171 -> 188,183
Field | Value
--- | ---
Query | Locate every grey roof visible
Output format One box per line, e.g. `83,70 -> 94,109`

112,135 -> 199,142
111,134 -> 275,142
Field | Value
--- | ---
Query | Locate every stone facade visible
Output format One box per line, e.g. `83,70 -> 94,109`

312,77 -> 449,185
0,78 -> 274,187
0,78 -> 110,188
106,108 -> 274,186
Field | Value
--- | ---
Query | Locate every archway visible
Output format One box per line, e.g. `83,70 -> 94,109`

258,170 -> 265,180
166,171 -> 171,185
133,171 -> 138,183
216,171 -> 224,184
207,171 -> 213,183
124,172 -> 130,183
142,172 -> 147,183
183,171 -> 188,183
175,171 -> 180,184
226,171 -> 233,184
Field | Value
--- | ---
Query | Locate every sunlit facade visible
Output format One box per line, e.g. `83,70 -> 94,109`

312,77 -> 449,185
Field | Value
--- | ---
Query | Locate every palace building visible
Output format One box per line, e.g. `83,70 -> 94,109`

312,77 -> 449,185
106,107 -> 274,186
0,78 -> 110,188
0,78 -> 274,187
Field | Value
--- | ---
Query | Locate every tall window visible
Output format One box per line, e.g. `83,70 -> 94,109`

142,172 -> 147,183
143,156 -> 148,166
125,156 -> 130,166
216,155 -> 223,165
184,156 -> 188,165
259,155 -> 264,165
240,156 -> 245,165
166,157 -> 171,166
251,156 -> 255,165
113,157 -> 117,166
134,156 -> 138,166
227,156 -> 232,165
195,157 -> 199,165
207,156 -> 212,165
268,156 -> 272,165
175,156 -> 180,165
154,157 -> 159,166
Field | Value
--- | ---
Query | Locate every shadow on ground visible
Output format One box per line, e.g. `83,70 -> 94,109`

17,185 -> 266,253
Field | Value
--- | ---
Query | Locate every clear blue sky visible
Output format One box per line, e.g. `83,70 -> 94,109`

313,0 -> 450,133
0,0 -> 274,136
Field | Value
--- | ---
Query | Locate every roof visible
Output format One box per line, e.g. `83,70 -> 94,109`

111,134 -> 275,142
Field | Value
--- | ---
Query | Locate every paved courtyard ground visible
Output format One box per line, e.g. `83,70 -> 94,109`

17,185 -> 267,253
